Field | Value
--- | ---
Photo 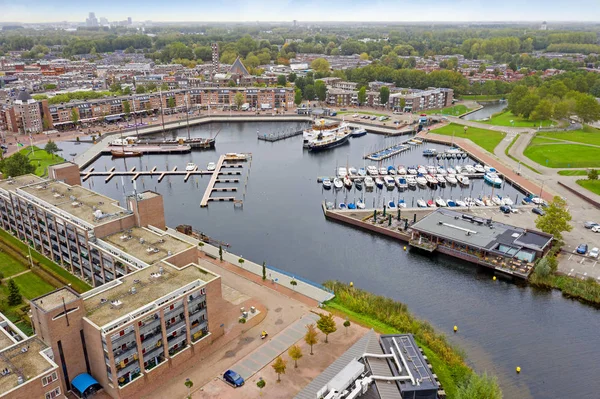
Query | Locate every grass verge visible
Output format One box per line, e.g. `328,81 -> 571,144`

576,179 -> 600,196
423,104 -> 472,116
11,272 -> 55,299
482,111 -> 552,128
18,146 -> 65,176
524,137 -> 600,168
504,136 -> 541,175
0,251 -> 28,277
323,281 -> 475,398
558,170 -> 588,176
537,125 -> 600,146
431,123 -> 505,153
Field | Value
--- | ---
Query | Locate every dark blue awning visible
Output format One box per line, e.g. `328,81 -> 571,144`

72,373 -> 100,395
105,115 -> 122,122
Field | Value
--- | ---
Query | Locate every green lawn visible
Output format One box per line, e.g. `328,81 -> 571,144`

558,170 -> 588,176
431,123 -> 506,153
459,94 -> 506,101
504,135 -> 541,174
524,137 -> 600,168
576,179 -> 600,196
17,146 -> 65,176
423,104 -> 472,116
11,272 -> 55,300
0,251 -> 27,277
482,111 -> 553,128
537,125 -> 600,146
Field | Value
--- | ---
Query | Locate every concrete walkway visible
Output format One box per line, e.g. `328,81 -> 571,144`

2,270 -> 31,281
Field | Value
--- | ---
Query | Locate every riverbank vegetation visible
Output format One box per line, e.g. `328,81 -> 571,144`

323,281 -> 502,399
430,123 -> 505,153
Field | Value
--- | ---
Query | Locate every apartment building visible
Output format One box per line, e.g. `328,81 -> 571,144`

326,88 -> 357,107
1,88 -> 46,134
389,88 -> 454,112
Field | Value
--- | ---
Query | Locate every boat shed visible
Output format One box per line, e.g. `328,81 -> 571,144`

409,209 -> 553,278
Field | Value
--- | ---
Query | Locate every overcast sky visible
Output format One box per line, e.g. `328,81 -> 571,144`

1,0 -> 599,23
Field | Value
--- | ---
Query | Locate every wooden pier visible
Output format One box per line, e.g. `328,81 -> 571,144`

199,154 -> 252,207
257,129 -> 303,142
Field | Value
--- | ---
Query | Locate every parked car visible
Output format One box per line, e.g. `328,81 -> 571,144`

499,205 -> 511,214
576,244 -> 588,255
584,221 -> 599,229
223,370 -> 244,387
592,225 -> 600,233
532,207 -> 545,216
589,247 -> 599,258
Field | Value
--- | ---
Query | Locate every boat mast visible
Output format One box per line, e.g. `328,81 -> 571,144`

159,89 -> 166,140
132,96 -> 139,140
184,94 -> 191,140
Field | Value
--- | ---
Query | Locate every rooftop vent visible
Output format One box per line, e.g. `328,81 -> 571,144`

158,266 -> 164,274
133,279 -> 140,284
17,376 -> 23,385
111,300 -> 123,308
100,298 -> 107,304
130,287 -> 137,295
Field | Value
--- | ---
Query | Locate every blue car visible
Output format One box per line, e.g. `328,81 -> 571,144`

223,370 -> 244,387
576,244 -> 588,255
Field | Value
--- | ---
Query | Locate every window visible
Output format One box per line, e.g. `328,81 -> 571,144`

45,387 -> 61,399
42,371 -> 58,386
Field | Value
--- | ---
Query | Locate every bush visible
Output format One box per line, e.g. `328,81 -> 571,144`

239,317 -> 246,324
456,372 -> 502,399
589,169 -> 598,180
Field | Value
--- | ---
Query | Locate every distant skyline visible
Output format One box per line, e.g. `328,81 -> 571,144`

1,0 -> 600,23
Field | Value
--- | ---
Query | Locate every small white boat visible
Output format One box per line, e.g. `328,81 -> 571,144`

502,196 -> 514,206
367,165 -> 378,176
375,177 -> 384,189
207,162 -> 216,171
407,166 -> 418,175
396,176 -> 408,189
483,197 -> 493,206
398,199 -> 407,208
464,198 -> 476,207
447,167 -> 457,175
379,167 -> 388,175
492,196 -> 503,206
417,165 -> 427,174
322,178 -> 332,189
384,176 -> 396,190
446,174 -> 458,185
455,200 -> 466,207
185,162 -> 197,172
338,167 -> 347,177
436,166 -> 447,175
364,176 -> 375,189
474,198 -> 485,206
406,176 -> 417,187
457,175 -> 470,186
427,165 -> 437,175
484,172 -> 502,187
357,199 -> 366,209
436,175 -> 446,186
333,178 -> 343,189
416,176 -> 427,187
464,165 -> 476,173
425,174 -> 438,186
348,167 -> 358,176
455,165 -> 464,174
417,199 -> 427,208
396,165 -> 407,175
474,164 -> 485,173
435,197 -> 447,207
412,138 -> 423,144
358,167 -> 367,177
387,166 -> 397,175
343,176 -> 353,189
484,166 -> 496,173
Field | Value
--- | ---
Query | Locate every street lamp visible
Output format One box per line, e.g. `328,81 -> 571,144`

26,245 -> 34,269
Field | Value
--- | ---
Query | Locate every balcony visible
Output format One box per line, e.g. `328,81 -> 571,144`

139,318 -> 161,336
140,325 -> 162,343
143,344 -> 164,362
163,304 -> 184,318
114,343 -> 138,364
111,329 -> 135,345
166,317 -> 186,336
190,319 -> 208,337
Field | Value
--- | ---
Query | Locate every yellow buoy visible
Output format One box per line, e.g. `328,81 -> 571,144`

493,276 -> 497,281
349,282 -> 354,287
516,366 -> 521,373
453,325 -> 458,332
403,246 -> 407,251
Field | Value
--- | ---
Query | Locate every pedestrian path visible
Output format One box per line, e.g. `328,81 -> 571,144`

228,312 -> 320,380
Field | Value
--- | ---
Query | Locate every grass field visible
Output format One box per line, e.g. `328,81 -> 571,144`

558,170 -> 588,176
505,135 -> 541,174
524,137 -> 600,168
482,111 -> 553,127
17,146 -> 65,176
423,104 -> 472,116
0,251 -> 27,277
576,179 -> 600,196
11,272 -> 55,299
537,125 -> 600,146
459,94 -> 506,101
431,123 -> 506,153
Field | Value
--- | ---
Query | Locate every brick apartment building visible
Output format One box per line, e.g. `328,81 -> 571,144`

389,88 -> 454,112
0,162 -> 228,399
326,88 -> 357,107
1,88 -> 49,134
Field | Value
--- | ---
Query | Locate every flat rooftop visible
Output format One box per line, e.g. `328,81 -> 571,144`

19,180 -> 131,227
0,174 -> 45,193
84,263 -> 216,327
0,330 -> 15,351
103,227 -> 193,265
32,287 -> 80,313
411,208 -> 553,252
0,338 -> 55,396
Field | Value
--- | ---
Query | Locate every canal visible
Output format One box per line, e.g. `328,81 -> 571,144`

63,121 -> 599,399
462,101 -> 508,121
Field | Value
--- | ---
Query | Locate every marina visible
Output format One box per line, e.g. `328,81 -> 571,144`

257,128 -> 305,142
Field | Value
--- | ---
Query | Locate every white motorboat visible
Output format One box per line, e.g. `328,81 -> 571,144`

474,164 -> 485,173
492,196 -> 503,206
425,174 -> 438,186
417,199 -> 427,208
455,165 -> 464,174
435,197 -> 447,207
388,200 -> 397,209
446,174 -> 458,185
436,166 -> 447,175
436,175 -> 446,186
483,197 -> 493,206
396,176 -> 408,189
484,172 -> 502,187
367,165 -> 378,176
358,168 -> 367,177
474,198 -> 485,206
379,167 -> 388,175
343,176 -> 353,189
447,167 -> 457,175
333,178 -> 343,189
406,176 -> 417,187
464,198 -> 476,207
338,167 -> 347,177
484,166 -> 497,173
387,166 -> 397,175
364,176 -> 375,189
417,165 -> 427,174
398,199 -> 407,208
502,196 -> 514,206
356,199 -> 366,209
407,166 -> 418,175
455,200 -> 466,207
384,176 -> 396,190
348,167 -> 358,176
457,175 -> 470,186
427,165 -> 437,175
207,162 -> 216,171
322,178 -> 332,189
413,138 -> 423,144
396,165 -> 407,175
375,177 -> 385,189
185,162 -> 197,172
416,176 -> 427,187
464,165 -> 476,173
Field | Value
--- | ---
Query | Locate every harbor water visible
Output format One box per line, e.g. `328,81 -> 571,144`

462,101 -> 508,121
64,121 -> 599,399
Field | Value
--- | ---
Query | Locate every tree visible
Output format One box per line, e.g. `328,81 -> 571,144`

70,108 -> 79,125
44,140 -> 59,159
288,73 -> 297,82
238,258 -> 245,268
304,323 -> 319,355
535,257 -> 552,278
198,242 -> 204,252
399,97 -> 406,111
271,356 -> 287,382
379,86 -> 390,106
455,372 -> 502,399
290,279 -> 297,290
530,99 -> 554,125
315,80 -> 327,102
311,58 -> 330,75
7,279 -> 21,306
288,345 -> 303,368
0,152 -> 36,177
535,196 -> 572,241
508,61 -> 517,72
219,245 -> 223,261
136,85 -> 146,94
516,93 -> 540,119
359,52 -> 369,60
262,261 -> 267,280
234,92 -> 245,110
343,320 -> 351,334
304,84 -> 316,101
294,89 -> 303,106
316,313 -> 337,343
110,82 -> 121,93
184,379 -> 193,399
588,169 -> 599,180
357,87 -> 367,106
167,97 -> 176,109
256,379 -> 266,394
277,75 -> 286,86
553,99 -> 575,120
574,94 -> 600,123
122,100 -> 131,117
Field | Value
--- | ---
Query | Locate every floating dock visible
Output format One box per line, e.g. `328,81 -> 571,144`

80,166 -> 234,183
104,144 -> 192,156
257,129 -> 304,142
363,138 -> 423,161
200,154 -> 251,207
